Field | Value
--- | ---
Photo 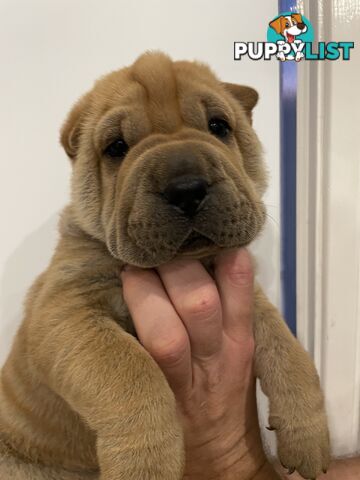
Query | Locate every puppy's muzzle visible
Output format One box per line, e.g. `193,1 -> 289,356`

163,175 -> 208,218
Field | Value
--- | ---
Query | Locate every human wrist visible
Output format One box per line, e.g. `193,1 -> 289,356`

252,462 -> 282,480
183,423 -> 271,479
183,459 -> 279,480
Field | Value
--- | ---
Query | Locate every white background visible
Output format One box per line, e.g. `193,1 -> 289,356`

0,0 -> 280,455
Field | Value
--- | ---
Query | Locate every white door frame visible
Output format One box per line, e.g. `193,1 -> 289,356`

296,0 -> 360,455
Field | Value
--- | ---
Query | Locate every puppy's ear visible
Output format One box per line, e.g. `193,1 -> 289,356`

223,83 -> 259,122
269,16 -> 283,34
60,92 -> 91,160
292,13 -> 303,24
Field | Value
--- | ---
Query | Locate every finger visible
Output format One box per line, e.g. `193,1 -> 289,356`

214,248 -> 254,341
157,259 -> 222,359
121,266 -> 192,393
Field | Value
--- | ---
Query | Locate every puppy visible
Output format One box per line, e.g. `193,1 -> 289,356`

0,52 -> 330,480
270,13 -> 308,61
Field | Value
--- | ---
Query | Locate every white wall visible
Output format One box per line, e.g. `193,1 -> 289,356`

0,0 -> 280,365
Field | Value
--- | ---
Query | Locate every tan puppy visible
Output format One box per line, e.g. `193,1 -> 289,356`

0,52 -> 330,479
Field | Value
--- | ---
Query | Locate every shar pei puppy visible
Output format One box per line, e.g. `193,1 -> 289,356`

0,52 -> 330,479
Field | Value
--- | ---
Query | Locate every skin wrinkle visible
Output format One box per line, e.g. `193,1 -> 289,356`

171,61 -> 185,129
95,110 -> 127,152
132,56 -> 182,134
130,71 -> 153,141
0,385 -> 73,466
199,96 -> 235,130
115,119 -> 262,262
183,421 -> 264,479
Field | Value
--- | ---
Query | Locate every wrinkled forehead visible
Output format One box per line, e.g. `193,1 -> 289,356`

91,55 -> 235,142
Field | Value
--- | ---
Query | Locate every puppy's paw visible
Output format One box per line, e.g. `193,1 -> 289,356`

271,413 -> 330,479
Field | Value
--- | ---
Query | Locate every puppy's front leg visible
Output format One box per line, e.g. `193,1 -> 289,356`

31,312 -> 184,480
253,286 -> 330,479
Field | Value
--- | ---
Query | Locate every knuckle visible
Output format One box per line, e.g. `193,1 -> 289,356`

204,369 -> 223,393
150,335 -> 188,368
182,287 -> 220,318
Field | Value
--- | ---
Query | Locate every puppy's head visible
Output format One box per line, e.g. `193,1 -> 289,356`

269,14 -> 307,40
61,52 -> 267,267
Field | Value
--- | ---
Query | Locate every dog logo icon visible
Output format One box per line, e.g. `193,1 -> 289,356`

234,13 -> 354,62
269,13 -> 310,62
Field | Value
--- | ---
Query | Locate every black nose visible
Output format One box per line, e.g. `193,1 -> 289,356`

298,22 -> 306,30
163,175 -> 208,217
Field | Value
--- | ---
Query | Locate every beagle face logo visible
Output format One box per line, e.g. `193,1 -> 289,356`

234,11 -> 354,62
269,14 -> 307,43
267,12 -> 313,62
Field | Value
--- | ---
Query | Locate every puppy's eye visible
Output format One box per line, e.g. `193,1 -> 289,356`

208,118 -> 231,139
285,22 -> 290,27
103,138 -> 129,159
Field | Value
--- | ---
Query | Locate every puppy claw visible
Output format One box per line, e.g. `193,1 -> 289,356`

287,467 -> 295,474
274,409 -> 330,480
266,425 -> 276,431
323,469 -> 327,474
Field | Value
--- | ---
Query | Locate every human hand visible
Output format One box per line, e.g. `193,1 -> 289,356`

121,248 -> 278,479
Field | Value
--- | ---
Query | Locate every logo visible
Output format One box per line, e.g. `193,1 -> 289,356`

234,12 -> 354,62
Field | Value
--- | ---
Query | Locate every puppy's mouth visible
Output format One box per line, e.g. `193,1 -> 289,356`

178,231 -> 215,254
